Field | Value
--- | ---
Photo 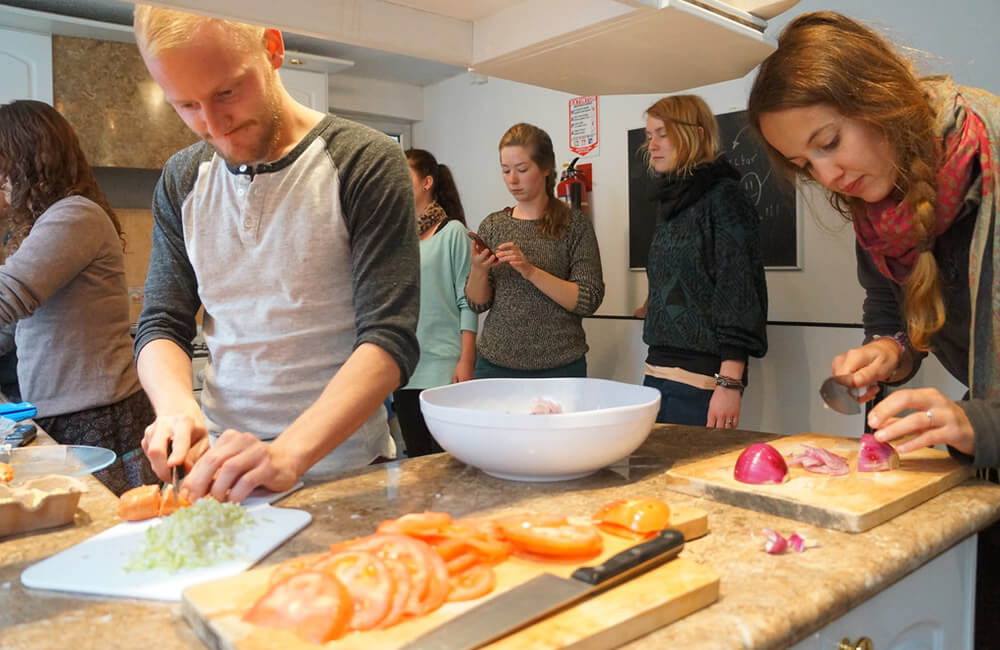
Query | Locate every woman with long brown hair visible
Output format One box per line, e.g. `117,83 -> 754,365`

0,100 -> 156,494
465,123 -> 604,378
748,11 -> 1000,466
392,148 -> 476,457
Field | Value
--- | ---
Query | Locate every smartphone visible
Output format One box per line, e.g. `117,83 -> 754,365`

467,232 -> 492,256
6,423 -> 36,447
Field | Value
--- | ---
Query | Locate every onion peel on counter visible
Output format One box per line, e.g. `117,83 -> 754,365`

758,529 -> 820,554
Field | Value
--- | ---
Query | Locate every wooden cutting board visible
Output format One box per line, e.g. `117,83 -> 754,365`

665,433 -> 974,532
182,507 -> 718,650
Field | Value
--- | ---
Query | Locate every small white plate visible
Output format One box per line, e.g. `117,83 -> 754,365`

0,445 -> 116,480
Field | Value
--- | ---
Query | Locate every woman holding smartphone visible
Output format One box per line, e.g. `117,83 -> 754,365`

465,123 -> 605,379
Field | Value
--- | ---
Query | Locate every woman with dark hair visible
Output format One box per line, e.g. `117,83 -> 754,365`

748,11 -> 1000,465
465,123 -> 604,379
392,148 -> 476,456
0,100 -> 156,494
636,94 -> 767,428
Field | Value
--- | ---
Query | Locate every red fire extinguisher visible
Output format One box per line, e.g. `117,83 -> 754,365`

557,157 -> 587,212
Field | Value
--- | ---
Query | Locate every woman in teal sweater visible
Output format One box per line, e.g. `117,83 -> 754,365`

393,149 -> 477,456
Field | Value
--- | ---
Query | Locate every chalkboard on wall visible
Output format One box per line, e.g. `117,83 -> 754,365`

627,109 -> 798,270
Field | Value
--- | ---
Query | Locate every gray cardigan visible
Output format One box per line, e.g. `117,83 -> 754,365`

0,196 -> 140,417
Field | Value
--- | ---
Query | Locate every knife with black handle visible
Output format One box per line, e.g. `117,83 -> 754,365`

402,527 -> 685,650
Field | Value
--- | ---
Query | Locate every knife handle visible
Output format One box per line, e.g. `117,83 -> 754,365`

571,528 -> 684,588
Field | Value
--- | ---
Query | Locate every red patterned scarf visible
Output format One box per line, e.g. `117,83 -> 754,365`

854,86 -> 988,283
854,77 -> 1000,399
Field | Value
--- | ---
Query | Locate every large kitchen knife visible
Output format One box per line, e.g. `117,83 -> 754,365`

402,527 -> 685,650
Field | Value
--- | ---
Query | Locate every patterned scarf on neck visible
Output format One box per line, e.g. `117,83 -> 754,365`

417,200 -> 447,236
855,77 -> 1000,399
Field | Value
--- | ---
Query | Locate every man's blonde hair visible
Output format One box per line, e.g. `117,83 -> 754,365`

133,5 -> 266,59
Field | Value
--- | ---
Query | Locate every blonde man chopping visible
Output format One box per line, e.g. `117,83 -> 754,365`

132,6 -> 419,502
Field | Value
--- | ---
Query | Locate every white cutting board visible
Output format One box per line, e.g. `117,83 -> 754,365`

21,485 -> 311,601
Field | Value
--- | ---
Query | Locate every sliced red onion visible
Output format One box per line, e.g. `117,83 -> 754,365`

786,445 -> 849,476
788,533 -> 806,552
734,443 -> 788,485
857,433 -> 900,472
762,528 -> 787,554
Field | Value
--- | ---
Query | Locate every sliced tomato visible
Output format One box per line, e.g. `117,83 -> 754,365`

376,555 -> 412,629
593,498 -> 671,534
118,484 -> 161,521
595,522 -> 652,542
497,518 -> 603,558
492,512 -> 568,532
447,565 -> 496,602
267,553 -> 326,586
349,533 -> 449,616
377,511 -> 453,538
242,570 -> 352,644
445,551 -> 479,576
426,521 -> 512,565
312,551 -> 394,630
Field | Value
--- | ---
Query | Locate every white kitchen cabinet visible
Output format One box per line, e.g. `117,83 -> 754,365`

278,67 -> 329,112
0,27 -> 52,104
790,535 -> 976,650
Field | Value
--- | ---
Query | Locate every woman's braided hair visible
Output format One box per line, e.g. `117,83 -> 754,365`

747,11 -> 943,350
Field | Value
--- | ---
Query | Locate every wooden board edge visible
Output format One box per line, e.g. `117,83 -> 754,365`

182,596 -> 240,650
664,478 -> 863,532
852,465 -> 976,532
485,557 -> 721,650
566,578 -> 720,650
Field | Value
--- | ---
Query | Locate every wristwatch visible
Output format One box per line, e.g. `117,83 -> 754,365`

714,373 -> 744,394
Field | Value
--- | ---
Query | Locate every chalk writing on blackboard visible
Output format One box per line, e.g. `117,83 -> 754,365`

627,110 -> 798,270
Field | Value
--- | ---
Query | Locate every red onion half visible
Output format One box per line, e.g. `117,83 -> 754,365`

734,443 -> 788,484
857,433 -> 900,472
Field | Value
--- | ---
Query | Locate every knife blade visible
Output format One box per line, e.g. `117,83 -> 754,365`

819,375 -> 870,415
402,528 -> 685,650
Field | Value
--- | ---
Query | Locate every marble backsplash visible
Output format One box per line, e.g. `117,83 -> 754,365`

52,35 -> 198,169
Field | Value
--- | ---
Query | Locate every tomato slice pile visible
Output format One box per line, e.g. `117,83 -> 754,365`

243,507 -> 638,644
592,498 -> 672,541
242,570 -> 352,644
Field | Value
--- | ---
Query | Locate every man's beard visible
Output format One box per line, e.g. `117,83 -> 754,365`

210,84 -> 283,167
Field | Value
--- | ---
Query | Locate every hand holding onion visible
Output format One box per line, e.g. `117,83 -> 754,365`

867,387 -> 975,456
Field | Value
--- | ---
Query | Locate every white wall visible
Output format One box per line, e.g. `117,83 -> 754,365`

328,72 -> 423,122
413,0 -> 992,434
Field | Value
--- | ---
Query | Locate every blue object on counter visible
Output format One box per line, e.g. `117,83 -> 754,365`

0,401 -> 37,421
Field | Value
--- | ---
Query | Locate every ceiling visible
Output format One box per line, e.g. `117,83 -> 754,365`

385,0 -> 526,22
0,0 -> 467,86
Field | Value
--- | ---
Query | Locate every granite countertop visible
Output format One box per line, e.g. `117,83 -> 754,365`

3,425 -> 1000,650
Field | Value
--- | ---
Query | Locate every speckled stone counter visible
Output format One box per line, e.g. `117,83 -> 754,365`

3,425 -> 999,650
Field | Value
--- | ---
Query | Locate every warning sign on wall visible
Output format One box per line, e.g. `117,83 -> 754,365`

569,95 -> 599,158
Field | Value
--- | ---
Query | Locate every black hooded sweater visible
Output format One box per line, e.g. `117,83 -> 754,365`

643,157 -> 768,381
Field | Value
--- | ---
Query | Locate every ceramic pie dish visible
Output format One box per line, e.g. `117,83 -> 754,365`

0,475 -> 88,538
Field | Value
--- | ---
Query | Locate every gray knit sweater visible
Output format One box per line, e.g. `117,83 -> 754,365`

470,208 -> 604,370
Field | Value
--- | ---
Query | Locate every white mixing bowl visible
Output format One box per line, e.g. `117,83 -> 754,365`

419,377 -> 661,481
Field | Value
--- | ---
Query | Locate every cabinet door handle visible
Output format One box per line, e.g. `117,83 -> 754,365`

839,638 -> 873,650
